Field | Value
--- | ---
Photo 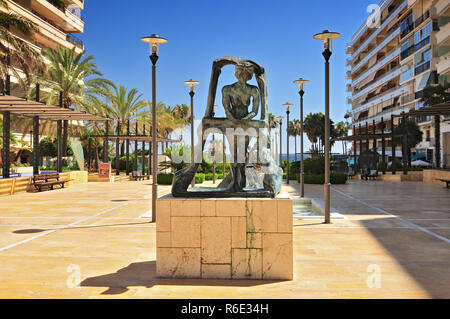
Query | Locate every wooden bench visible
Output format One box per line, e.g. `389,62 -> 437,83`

32,173 -> 70,192
130,171 -> 151,181
436,179 -> 450,189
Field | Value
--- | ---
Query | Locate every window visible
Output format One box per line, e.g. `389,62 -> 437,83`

426,130 -> 430,142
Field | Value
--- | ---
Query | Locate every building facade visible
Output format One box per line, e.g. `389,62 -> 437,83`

347,0 -> 449,168
1,0 -> 85,165
1,0 -> 85,92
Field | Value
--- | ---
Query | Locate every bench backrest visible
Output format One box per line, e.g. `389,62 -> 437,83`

33,173 -> 60,183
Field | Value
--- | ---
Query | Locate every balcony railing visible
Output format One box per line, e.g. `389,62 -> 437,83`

401,36 -> 430,60
414,10 -> 430,28
414,61 -> 430,75
415,36 -> 431,51
400,93 -> 416,105
400,23 -> 414,38
66,33 -> 83,48
400,65 -> 414,83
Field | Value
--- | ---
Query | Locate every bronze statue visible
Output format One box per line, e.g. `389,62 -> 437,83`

171,57 -> 282,198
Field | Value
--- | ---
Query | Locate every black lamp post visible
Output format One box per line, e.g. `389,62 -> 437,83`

185,79 -> 200,188
293,78 -> 310,198
283,103 -> 293,184
141,34 -> 167,223
314,29 -> 341,224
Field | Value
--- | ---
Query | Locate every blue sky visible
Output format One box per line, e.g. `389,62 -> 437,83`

79,0 -> 376,153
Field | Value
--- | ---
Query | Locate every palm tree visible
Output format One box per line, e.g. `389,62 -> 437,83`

99,84 -> 147,155
42,46 -> 113,156
303,113 -> 321,154
288,120 -> 301,161
393,120 -> 423,168
268,113 -> 279,133
336,121 -> 348,155
0,0 -> 43,92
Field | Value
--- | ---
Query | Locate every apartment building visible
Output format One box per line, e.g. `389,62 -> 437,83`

1,0 -> 85,165
347,0 -> 450,167
1,0 -> 85,92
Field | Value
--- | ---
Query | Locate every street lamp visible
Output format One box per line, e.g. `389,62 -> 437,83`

277,116 -> 284,165
283,103 -> 293,184
293,78 -> 310,198
313,30 -> 341,224
185,78 -> 200,188
141,34 -> 167,223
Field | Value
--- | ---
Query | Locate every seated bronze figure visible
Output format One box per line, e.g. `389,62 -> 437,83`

171,56 -> 282,198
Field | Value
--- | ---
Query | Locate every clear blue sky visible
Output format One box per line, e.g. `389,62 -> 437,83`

79,0 -> 376,153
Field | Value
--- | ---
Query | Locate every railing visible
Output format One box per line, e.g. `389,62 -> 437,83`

414,61 -> 430,75
352,0 -> 406,55
415,36 -> 430,51
353,85 -> 409,114
352,27 -> 400,73
414,10 -> 430,28
353,46 -> 401,86
352,65 -> 402,100
46,0 -> 65,12
66,33 -> 83,48
400,65 -> 414,83
400,93 -> 415,105
401,36 -> 430,60
401,23 -> 414,38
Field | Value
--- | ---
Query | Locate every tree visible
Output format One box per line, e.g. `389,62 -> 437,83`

100,84 -> 147,155
0,0 -> 43,92
422,83 -> 450,107
288,119 -> 301,161
393,120 -> 423,167
42,47 -> 113,156
336,121 -> 348,155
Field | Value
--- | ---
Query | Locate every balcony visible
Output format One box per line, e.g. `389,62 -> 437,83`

66,33 -> 83,48
346,43 -> 353,55
352,104 -> 407,127
346,84 -> 352,92
414,61 -> 430,76
5,1 -> 83,53
353,85 -> 409,114
400,65 -> 414,83
353,46 -> 401,86
436,51 -> 450,74
414,10 -> 430,29
346,70 -> 352,79
352,27 -> 400,73
400,23 -> 414,39
400,36 -> 430,60
352,65 -> 402,100
436,21 -> 450,45
400,93 -> 415,105
352,1 -> 407,57
33,0 -> 84,33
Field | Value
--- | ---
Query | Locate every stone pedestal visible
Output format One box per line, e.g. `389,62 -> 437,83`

155,194 -> 293,280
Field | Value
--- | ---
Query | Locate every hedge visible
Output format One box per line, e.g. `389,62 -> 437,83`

195,173 -> 205,184
300,173 -> 348,184
157,173 -> 173,185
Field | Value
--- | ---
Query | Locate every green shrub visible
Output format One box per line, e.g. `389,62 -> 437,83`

195,173 -> 205,184
157,173 -> 173,185
331,173 -> 348,184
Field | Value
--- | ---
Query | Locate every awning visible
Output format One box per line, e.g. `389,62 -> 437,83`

412,153 -> 426,160
0,95 -> 108,121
